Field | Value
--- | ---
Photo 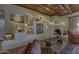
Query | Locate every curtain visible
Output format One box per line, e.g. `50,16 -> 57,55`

69,17 -> 78,32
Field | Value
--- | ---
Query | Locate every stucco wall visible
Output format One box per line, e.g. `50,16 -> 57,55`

0,5 -> 51,50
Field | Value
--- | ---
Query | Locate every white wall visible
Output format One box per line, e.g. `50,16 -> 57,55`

0,5 -> 70,50
50,16 -> 69,36
0,20 -> 5,40
0,5 -> 51,50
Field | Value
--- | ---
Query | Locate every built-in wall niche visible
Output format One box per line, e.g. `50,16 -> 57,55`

16,24 -> 24,32
27,12 -> 34,26
25,23 -> 34,35
35,14 -> 45,22
10,14 -> 24,23
4,33 -> 15,41
24,14 -> 34,34
35,17 -> 43,22
10,14 -> 25,33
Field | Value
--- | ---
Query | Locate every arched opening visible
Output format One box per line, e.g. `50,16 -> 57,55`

54,29 -> 61,35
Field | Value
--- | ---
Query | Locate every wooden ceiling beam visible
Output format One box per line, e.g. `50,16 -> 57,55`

58,4 -> 65,9
63,4 -> 72,13
57,4 -> 72,15
43,4 -> 62,16
41,5 -> 55,13
15,4 -> 51,16
15,4 -> 72,16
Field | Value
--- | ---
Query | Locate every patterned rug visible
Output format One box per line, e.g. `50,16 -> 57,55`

41,47 -> 53,54
60,44 -> 78,54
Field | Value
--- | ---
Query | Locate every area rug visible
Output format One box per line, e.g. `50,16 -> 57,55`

59,44 -> 76,54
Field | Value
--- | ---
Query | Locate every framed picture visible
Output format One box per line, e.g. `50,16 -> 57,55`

16,25 -> 24,32
36,23 -> 44,34
4,33 -> 15,40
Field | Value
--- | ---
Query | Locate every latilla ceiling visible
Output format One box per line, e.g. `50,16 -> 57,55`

16,4 -> 79,16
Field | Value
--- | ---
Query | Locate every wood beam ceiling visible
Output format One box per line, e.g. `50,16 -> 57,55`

43,4 -> 62,16
62,4 -> 72,13
15,4 -> 77,16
